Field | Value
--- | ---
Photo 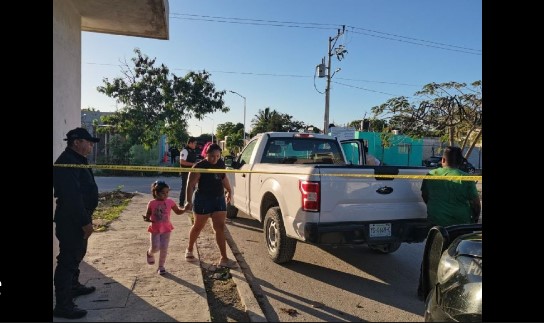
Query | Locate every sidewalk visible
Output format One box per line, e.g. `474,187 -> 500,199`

53,193 -> 265,322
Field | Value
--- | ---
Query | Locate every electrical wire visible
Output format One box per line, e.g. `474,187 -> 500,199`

169,13 -> 481,55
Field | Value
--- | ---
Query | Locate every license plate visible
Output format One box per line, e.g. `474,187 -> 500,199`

369,223 -> 391,237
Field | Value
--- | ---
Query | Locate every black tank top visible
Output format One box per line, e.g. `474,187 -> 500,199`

195,159 -> 226,196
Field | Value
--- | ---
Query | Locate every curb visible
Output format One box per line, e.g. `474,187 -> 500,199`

224,226 -> 267,322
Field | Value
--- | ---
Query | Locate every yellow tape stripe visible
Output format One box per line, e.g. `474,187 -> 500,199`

54,164 -> 482,181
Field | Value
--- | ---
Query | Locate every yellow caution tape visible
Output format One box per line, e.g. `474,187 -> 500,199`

54,164 -> 482,181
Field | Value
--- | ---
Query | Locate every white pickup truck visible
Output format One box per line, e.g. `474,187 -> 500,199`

224,132 -> 430,263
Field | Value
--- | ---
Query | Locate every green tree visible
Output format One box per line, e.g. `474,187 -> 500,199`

216,122 -> 244,150
348,118 -> 389,132
250,107 -> 307,137
251,107 -> 280,136
371,81 -> 482,159
305,125 -> 322,133
97,48 -> 229,148
105,134 -> 132,164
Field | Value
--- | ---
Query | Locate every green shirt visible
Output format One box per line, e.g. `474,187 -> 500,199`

421,167 -> 479,226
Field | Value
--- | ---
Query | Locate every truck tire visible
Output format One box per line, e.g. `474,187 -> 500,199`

264,207 -> 297,263
368,241 -> 401,254
226,203 -> 238,219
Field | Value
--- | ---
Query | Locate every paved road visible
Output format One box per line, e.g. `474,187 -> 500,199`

96,176 -> 182,196
226,210 -> 425,322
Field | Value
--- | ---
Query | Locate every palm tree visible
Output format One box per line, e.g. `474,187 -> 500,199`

250,107 -> 281,136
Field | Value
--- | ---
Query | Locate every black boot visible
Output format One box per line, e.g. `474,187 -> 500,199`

72,282 -> 96,297
53,301 -> 87,319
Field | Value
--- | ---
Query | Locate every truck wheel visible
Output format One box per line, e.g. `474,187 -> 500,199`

368,241 -> 401,254
226,203 -> 238,219
264,207 -> 297,263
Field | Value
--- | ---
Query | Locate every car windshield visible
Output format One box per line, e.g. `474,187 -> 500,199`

262,138 -> 345,164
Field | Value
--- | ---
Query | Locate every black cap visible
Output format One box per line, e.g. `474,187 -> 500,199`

64,127 -> 100,142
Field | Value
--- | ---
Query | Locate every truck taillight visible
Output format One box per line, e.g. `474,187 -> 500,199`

299,180 -> 320,212
294,133 -> 314,138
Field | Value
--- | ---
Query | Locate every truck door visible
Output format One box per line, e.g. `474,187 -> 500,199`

232,140 -> 258,215
341,139 -> 366,165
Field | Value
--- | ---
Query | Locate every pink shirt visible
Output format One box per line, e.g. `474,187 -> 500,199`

146,198 -> 176,234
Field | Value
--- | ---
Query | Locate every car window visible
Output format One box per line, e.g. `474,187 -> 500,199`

238,140 -> 258,167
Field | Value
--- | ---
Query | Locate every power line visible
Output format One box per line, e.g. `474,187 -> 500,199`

171,13 -> 340,28
331,80 -> 409,98
348,29 -> 481,55
335,77 -> 420,87
85,62 -> 422,87
170,14 -> 333,30
347,26 -> 481,53
169,12 -> 481,55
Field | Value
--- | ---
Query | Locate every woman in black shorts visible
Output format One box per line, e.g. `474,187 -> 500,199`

183,144 -> 236,267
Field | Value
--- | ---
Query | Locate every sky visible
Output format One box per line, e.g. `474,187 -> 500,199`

81,0 -> 482,138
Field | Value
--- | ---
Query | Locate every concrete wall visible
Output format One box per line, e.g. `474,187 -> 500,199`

53,0 -> 81,277
53,0 -> 81,162
354,131 -> 424,166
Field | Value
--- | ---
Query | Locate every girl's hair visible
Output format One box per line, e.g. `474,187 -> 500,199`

206,143 -> 222,155
151,180 -> 170,198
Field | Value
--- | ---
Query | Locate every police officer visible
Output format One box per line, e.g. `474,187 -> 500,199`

179,137 -> 198,205
53,128 -> 100,319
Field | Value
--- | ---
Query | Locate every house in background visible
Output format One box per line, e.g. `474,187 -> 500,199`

421,137 -> 482,169
355,131 -> 424,166
329,127 -> 482,168
80,110 -> 113,163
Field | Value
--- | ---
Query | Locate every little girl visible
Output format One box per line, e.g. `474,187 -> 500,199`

143,180 -> 185,275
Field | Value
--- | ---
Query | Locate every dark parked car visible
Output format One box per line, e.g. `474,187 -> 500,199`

419,224 -> 482,322
422,156 -> 442,167
459,159 -> 476,174
423,156 -> 477,174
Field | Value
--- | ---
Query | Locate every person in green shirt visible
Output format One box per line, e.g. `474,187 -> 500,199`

421,146 -> 481,226
417,146 -> 481,300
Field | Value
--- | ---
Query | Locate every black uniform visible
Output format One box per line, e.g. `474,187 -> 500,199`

169,147 -> 180,165
53,148 -> 98,311
179,146 -> 198,205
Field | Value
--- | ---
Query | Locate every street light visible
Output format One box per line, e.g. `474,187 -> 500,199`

229,90 -> 246,142
205,116 -> 214,143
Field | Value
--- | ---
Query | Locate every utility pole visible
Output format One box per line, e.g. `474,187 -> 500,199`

320,26 -> 346,133
324,37 -> 332,134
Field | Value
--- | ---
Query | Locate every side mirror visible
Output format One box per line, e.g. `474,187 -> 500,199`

224,155 -> 234,168
224,155 -> 242,169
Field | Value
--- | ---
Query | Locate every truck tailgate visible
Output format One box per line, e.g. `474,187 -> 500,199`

318,167 -> 427,223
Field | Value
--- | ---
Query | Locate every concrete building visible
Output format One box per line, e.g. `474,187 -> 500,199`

355,131 -> 424,167
53,0 -> 169,162
53,0 -> 169,274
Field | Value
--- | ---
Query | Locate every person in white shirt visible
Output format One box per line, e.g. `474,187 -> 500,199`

364,145 -> 381,166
